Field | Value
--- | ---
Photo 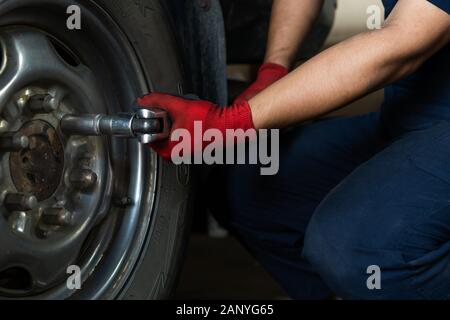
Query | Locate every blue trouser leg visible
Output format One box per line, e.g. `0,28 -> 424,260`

304,120 -> 450,299
209,113 -> 450,299
208,113 -> 386,299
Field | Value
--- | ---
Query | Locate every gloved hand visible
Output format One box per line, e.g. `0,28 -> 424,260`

234,63 -> 288,104
137,93 -> 255,160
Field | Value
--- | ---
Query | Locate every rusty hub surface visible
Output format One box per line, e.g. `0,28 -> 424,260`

10,120 -> 64,201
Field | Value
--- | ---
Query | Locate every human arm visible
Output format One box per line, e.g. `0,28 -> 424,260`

234,0 -> 324,103
249,0 -> 450,129
139,0 -> 450,159
264,0 -> 325,68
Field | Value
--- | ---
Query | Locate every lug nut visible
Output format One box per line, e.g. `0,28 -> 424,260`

26,94 -> 57,113
0,132 -> 29,152
4,193 -> 38,212
69,169 -> 97,190
114,196 -> 133,208
0,119 -> 10,133
9,211 -> 28,234
41,208 -> 72,226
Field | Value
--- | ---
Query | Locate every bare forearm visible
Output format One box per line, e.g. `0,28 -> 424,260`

265,0 -> 324,69
253,29 -> 401,128
251,16 -> 449,129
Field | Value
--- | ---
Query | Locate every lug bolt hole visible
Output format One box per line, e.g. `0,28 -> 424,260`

26,173 -> 36,184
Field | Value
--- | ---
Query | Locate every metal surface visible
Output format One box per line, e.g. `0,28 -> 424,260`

9,211 -> 28,234
10,120 -> 64,201
41,208 -> 72,227
69,169 -> 97,190
135,108 -> 171,144
0,132 -> 29,151
0,2 -> 157,298
4,193 -> 37,212
0,28 -> 110,295
60,108 -> 169,144
61,114 -> 135,137
26,94 -> 57,113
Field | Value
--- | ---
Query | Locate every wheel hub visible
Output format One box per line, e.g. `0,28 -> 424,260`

0,28 -> 112,295
10,120 -> 64,201
0,0 -> 157,298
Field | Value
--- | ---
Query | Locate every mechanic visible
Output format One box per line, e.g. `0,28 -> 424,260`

138,0 -> 450,299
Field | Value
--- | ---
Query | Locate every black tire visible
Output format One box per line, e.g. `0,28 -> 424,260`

90,0 -> 194,300
0,0 -> 193,300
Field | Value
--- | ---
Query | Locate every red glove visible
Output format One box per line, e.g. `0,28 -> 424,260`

137,93 -> 255,161
234,63 -> 288,104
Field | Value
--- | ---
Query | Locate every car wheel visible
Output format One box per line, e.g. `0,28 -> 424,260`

0,0 -> 193,299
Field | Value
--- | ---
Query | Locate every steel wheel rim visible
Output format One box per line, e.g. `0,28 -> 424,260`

0,0 -> 158,299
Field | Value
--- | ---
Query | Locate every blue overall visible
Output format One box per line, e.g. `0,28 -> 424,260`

208,0 -> 450,299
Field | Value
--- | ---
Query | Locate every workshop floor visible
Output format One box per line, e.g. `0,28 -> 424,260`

175,235 -> 288,300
